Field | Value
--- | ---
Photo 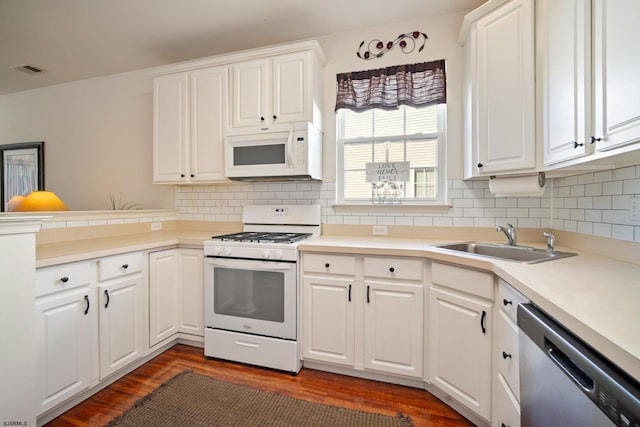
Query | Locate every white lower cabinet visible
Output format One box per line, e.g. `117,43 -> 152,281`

98,252 -> 146,379
35,261 -> 98,415
429,262 -> 493,421
149,249 -> 180,346
301,253 -> 424,380
177,248 -> 204,336
301,254 -> 356,366
492,279 -> 528,427
149,248 -> 204,348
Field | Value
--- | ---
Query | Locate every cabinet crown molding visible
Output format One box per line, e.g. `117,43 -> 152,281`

457,0 -> 516,45
149,39 -> 326,76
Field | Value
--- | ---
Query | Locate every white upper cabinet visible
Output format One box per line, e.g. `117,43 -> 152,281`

153,73 -> 188,183
151,40 -> 325,184
539,0 -> 640,170
593,0 -> 640,152
153,66 -> 229,184
461,0 -> 536,178
539,0 -> 592,165
231,50 -> 323,129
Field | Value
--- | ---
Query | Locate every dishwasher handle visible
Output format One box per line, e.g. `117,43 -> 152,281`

546,338 -> 595,393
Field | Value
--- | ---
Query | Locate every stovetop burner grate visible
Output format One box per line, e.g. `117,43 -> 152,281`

211,231 -> 312,244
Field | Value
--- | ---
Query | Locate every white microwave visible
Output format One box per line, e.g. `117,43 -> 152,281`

224,122 -> 322,181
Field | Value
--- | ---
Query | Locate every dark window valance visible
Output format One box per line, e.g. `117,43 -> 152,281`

335,59 -> 446,112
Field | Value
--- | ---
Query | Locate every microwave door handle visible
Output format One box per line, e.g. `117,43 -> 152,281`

209,258 -> 292,271
287,130 -> 294,166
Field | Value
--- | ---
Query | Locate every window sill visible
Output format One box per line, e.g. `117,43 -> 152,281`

332,202 -> 452,214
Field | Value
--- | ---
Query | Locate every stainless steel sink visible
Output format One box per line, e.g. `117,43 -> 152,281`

433,242 -> 577,264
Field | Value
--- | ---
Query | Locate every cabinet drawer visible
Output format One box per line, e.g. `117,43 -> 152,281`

498,279 -> 528,322
363,257 -> 423,281
431,262 -> 493,300
36,261 -> 94,297
302,253 -> 356,276
496,309 -> 521,400
98,252 -> 144,281
493,373 -> 521,427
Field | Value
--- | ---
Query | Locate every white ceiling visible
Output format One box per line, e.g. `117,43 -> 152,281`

0,0 -> 485,95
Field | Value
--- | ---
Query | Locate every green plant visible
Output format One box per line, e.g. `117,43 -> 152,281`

109,194 -> 142,210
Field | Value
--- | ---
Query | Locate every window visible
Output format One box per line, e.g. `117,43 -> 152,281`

337,103 -> 445,204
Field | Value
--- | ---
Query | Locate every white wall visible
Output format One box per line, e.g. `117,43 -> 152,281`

0,70 -> 174,210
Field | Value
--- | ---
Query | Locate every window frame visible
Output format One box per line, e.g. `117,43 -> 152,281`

336,104 -> 447,207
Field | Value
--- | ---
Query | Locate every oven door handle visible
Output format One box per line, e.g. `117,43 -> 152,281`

207,258 -> 293,271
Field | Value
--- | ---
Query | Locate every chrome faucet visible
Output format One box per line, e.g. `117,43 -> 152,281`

543,231 -> 556,254
496,223 -> 517,246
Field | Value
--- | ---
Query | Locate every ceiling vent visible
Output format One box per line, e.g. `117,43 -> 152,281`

12,64 -> 47,75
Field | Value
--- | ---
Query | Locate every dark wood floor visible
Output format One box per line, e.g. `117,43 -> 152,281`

45,344 -> 474,427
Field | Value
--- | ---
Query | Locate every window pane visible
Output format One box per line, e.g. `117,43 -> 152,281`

344,142 -> 372,170
406,105 -> 438,134
343,109 -> 373,139
338,104 -> 443,202
344,170 -> 370,199
406,139 -> 437,167
374,108 -> 404,137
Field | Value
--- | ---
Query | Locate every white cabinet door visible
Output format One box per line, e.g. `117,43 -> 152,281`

301,275 -> 355,367
540,0 -> 592,165
471,0 -> 535,176
35,287 -> 97,415
178,248 -> 204,336
429,286 -> 492,420
153,72 -> 188,183
363,280 -> 423,378
190,66 -> 229,182
153,67 -> 229,184
99,274 -> 144,379
232,59 -> 270,128
272,52 -> 309,124
149,249 -> 179,347
593,0 -> 640,152
232,52 -> 312,128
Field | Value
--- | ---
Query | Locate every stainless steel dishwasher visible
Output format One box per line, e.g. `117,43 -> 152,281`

518,303 -> 640,427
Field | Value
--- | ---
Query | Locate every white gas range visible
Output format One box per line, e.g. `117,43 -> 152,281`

203,205 -> 320,373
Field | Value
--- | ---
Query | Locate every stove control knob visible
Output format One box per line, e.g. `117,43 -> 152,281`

211,247 -> 221,256
262,250 -> 271,259
272,250 -> 283,260
221,247 -> 232,256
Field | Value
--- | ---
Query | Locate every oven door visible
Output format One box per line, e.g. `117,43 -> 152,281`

204,257 -> 297,340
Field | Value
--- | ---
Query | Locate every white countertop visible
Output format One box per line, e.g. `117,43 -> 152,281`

298,235 -> 640,381
35,230 -> 640,381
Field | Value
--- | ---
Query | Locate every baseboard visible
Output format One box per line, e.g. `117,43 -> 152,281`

302,360 -> 490,427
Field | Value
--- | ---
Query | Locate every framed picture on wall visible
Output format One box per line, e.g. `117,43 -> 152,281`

0,141 -> 45,212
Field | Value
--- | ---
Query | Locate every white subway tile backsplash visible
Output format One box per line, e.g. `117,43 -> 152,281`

168,164 -> 640,243
623,178 -> 640,194
613,166 -> 636,180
